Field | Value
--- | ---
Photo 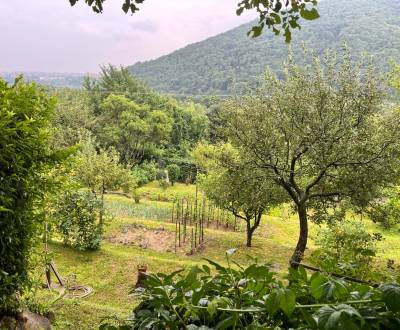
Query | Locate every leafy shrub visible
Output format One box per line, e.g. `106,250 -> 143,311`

132,161 -> 158,187
0,78 -> 58,312
101,250 -> 400,330
311,220 -> 381,278
368,195 -> 400,229
76,137 -> 137,195
55,191 -> 104,251
166,164 -> 181,185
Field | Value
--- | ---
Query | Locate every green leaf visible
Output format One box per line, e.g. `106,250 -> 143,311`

310,274 -> 347,301
236,7 -> 244,16
284,27 -> 292,43
122,1 -> 130,13
316,304 -> 361,330
248,26 -> 263,38
270,13 -> 281,24
278,288 -> 296,316
381,282 -> 400,312
300,309 -> 318,328
300,8 -> 320,21
310,273 -> 327,299
215,316 -> 236,330
207,299 -> 218,317
204,258 -> 226,271
265,291 -> 280,315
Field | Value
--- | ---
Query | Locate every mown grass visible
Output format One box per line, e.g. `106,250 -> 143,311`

37,183 -> 400,329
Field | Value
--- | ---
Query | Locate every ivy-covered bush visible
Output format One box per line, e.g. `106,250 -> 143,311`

311,220 -> 381,278
166,164 -> 181,185
0,78 -> 57,313
55,191 -> 104,251
101,250 -> 400,329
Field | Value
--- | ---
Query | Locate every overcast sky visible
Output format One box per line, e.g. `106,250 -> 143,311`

0,0 -> 255,73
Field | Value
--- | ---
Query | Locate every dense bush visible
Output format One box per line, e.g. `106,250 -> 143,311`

368,192 -> 400,229
55,191 -> 104,251
311,220 -> 381,278
166,164 -> 181,185
0,78 -> 57,313
101,250 -> 400,329
132,161 -> 158,187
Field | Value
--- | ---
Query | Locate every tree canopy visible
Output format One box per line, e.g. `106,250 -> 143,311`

220,50 -> 400,266
194,143 -> 285,247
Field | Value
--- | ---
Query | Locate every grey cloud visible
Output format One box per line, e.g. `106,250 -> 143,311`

0,0 -> 255,73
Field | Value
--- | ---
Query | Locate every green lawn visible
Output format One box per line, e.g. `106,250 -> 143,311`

38,183 -> 400,329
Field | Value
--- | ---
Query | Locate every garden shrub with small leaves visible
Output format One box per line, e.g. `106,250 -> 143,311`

55,191 -> 105,251
100,249 -> 400,330
311,220 -> 381,279
368,192 -> 400,229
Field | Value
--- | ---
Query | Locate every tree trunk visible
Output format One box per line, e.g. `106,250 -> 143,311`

290,203 -> 308,268
246,226 -> 253,247
99,190 -> 104,228
246,213 -> 261,247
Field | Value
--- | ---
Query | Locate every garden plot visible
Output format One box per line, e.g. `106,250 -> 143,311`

108,223 -> 174,251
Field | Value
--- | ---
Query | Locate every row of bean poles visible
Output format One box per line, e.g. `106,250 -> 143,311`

172,186 -> 239,254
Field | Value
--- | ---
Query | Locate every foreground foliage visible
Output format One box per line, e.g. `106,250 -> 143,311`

101,250 -> 400,330
0,78 -> 60,312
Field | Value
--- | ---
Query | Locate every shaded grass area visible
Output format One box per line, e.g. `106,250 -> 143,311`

38,184 -> 400,329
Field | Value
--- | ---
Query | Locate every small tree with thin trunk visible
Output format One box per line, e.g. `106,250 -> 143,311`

166,164 -> 181,186
221,50 -> 400,266
76,135 -> 137,226
194,143 -> 284,247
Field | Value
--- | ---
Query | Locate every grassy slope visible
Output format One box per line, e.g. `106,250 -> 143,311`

39,183 -> 400,329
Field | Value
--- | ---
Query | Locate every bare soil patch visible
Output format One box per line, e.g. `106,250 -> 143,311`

108,223 -> 175,252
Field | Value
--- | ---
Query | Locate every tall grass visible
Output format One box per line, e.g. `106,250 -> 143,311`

105,198 -> 172,221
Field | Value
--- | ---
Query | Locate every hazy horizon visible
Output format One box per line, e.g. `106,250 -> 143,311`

0,0 -> 255,74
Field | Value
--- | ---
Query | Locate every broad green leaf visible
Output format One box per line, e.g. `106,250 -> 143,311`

207,299 -> 218,317
278,288 -> 296,316
300,8 -> 320,20
215,316 -> 236,330
381,282 -> 400,312
310,273 -> 327,299
265,291 -> 280,315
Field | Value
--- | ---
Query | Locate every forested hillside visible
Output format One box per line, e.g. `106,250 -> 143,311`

129,0 -> 400,95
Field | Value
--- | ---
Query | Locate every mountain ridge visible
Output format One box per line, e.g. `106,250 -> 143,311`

129,0 -> 400,95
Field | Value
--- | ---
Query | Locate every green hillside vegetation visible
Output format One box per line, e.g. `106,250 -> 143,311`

129,0 -> 400,95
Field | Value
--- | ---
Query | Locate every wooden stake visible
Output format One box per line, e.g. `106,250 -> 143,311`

174,217 -> 178,253
191,228 -> 194,254
178,221 -> 181,247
